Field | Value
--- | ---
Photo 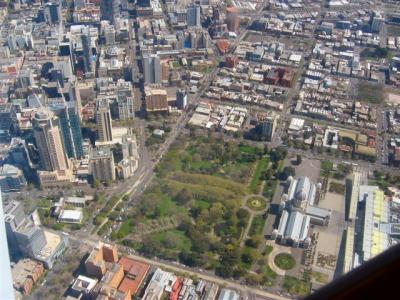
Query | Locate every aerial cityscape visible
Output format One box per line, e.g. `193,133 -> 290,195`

1,0 -> 400,299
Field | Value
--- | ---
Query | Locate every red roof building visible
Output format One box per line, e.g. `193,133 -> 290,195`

118,257 -> 150,296
216,40 -> 230,54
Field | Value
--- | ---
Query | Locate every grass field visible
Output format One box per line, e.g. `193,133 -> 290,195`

249,156 -> 270,193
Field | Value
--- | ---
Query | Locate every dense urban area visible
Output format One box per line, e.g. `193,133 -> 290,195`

2,0 -> 400,299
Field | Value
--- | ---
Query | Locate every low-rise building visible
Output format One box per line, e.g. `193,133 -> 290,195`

12,258 -> 45,295
58,209 -> 83,224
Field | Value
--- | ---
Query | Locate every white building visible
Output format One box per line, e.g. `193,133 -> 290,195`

58,210 -> 83,224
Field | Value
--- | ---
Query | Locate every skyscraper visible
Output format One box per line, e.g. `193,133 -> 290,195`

142,53 -> 162,84
176,89 -> 188,110
44,1 -> 62,24
90,147 -> 116,182
101,0 -> 120,25
226,6 -> 240,32
258,115 -> 277,141
0,190 -> 15,299
96,98 -> 114,142
81,30 -> 92,74
32,108 -> 69,172
50,101 -> 84,159
187,4 -> 201,27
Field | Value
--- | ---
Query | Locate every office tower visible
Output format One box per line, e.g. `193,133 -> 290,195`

32,107 -> 69,172
161,60 -> 170,81
44,1 -> 62,24
90,147 -> 116,181
371,12 -> 384,33
104,25 -> 116,45
101,0 -> 120,24
74,0 -> 86,9
4,200 -> 26,257
144,87 -> 168,112
117,93 -> 134,121
137,0 -> 150,7
121,133 -> 138,160
81,30 -> 92,73
15,226 -> 47,258
187,4 -> 201,27
17,69 -> 35,89
176,89 -> 188,110
212,6 -> 220,22
142,53 -> 162,84
226,6 -> 239,32
0,103 -> 13,131
51,101 -> 84,159
96,98 -> 114,142
0,190 -> 14,299
258,115 -> 277,141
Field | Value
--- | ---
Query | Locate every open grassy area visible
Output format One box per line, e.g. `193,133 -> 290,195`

274,253 -> 296,270
283,276 -> 311,297
357,81 -> 385,104
249,156 -> 270,193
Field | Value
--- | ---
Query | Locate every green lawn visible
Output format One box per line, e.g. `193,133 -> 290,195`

249,156 -> 270,193
153,229 -> 192,252
239,144 -> 261,154
157,196 -> 186,217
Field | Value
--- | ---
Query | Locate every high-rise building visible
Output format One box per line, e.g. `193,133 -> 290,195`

371,12 -> 384,33
0,190 -> 15,299
90,147 -> 116,182
258,115 -> 277,141
44,1 -> 62,24
226,6 -> 240,32
32,108 -> 69,172
117,93 -> 135,121
101,0 -> 120,24
144,87 -> 168,112
121,133 -> 138,160
81,30 -> 92,74
142,54 -> 162,84
137,0 -> 151,7
4,200 -> 26,257
104,25 -> 116,45
187,4 -> 201,27
50,101 -> 84,159
176,89 -> 188,110
96,98 -> 114,142
15,227 -> 47,258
